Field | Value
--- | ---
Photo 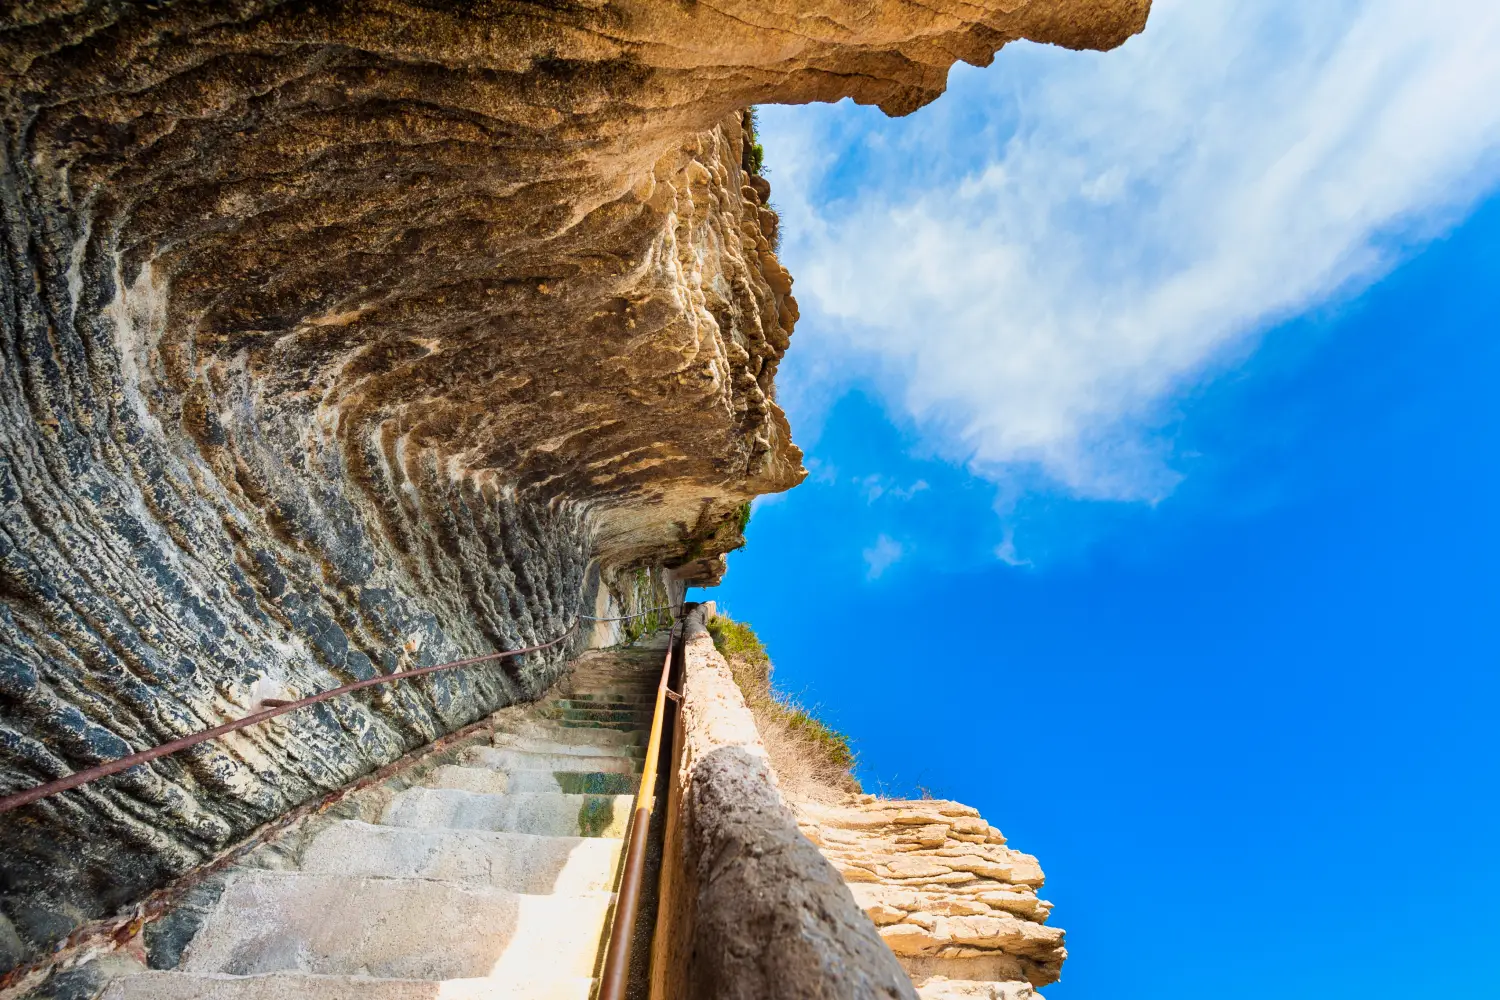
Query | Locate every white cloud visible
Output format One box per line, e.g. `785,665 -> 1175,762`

863,534 -> 904,579
994,527 -> 1030,568
764,0 -> 1500,501
856,475 -> 930,503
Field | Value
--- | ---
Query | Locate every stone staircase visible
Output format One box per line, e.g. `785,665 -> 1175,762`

98,641 -> 665,1000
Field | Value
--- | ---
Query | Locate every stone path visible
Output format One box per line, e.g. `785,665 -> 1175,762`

98,639 -> 665,1000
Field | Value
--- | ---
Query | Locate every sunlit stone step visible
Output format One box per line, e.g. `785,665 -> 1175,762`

103,971 -> 597,1000
549,718 -> 646,732
495,719 -> 648,748
181,871 -> 611,980
461,746 -> 641,774
382,787 -> 634,838
425,764 -> 638,796
537,706 -> 654,726
487,734 -> 646,760
555,694 -> 657,707
298,821 -> 621,893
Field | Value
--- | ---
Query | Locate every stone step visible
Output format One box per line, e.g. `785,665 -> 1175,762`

462,746 -> 641,774
181,871 -> 611,980
104,971 -> 596,1000
548,718 -> 647,733
537,707 -> 654,726
568,671 -> 656,682
424,763 -> 511,795
426,764 -> 638,796
494,723 -> 648,750
535,771 -> 638,795
546,703 -> 656,719
489,734 -> 646,760
298,821 -> 621,893
383,787 -> 634,838
558,682 -> 653,692
560,689 -> 654,702
556,694 -> 657,706
544,698 -> 656,712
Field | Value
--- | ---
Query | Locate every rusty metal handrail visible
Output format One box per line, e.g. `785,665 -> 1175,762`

598,614 -> 680,1000
0,614 -> 618,816
0,599 -> 689,816
579,604 -> 679,623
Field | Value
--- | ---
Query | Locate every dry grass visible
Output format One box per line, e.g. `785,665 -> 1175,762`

706,613 -> 859,800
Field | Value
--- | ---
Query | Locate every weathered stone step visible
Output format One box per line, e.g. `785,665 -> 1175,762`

423,763 -> 511,795
489,734 -> 646,760
549,718 -> 647,733
181,871 -> 611,980
556,694 -> 657,706
546,702 -> 656,718
493,723 -> 648,750
562,691 -> 657,709
298,821 -> 621,893
563,696 -> 653,709
565,674 -> 658,685
426,764 -> 638,796
383,787 -> 633,837
104,971 -> 596,999
462,746 -> 641,774
574,681 -> 654,689
537,706 -> 654,725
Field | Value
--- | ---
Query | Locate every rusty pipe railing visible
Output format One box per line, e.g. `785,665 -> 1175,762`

597,614 -> 680,1000
0,604 -> 678,817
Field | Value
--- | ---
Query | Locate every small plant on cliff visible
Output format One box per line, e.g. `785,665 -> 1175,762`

706,612 -> 859,794
744,107 -> 767,176
622,567 -> 671,643
730,501 -> 752,550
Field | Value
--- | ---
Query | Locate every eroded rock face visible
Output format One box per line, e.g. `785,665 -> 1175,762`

0,0 -> 1149,976
798,797 -> 1065,995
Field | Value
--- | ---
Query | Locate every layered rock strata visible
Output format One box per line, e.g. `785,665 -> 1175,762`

0,0 -> 1150,979
799,798 -> 1064,997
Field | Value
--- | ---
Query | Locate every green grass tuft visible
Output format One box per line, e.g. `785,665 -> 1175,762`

744,107 -> 768,176
622,567 -> 671,644
706,612 -> 858,791
733,501 -> 752,540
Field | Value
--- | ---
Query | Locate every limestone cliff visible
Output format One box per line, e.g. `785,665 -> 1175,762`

799,797 -> 1063,997
0,0 -> 1149,978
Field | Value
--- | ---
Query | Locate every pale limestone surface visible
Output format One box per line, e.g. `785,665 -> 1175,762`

916,979 -> 1045,1000
796,792 -> 1063,994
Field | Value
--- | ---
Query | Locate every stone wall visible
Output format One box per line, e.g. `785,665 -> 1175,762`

650,606 -> 917,1000
0,0 -> 1149,977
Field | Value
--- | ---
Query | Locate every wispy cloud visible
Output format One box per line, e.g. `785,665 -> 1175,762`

857,475 -> 930,503
863,534 -> 904,579
994,526 -> 1031,568
765,0 -> 1500,501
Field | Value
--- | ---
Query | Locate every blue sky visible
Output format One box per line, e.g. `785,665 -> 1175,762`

696,4 -> 1500,997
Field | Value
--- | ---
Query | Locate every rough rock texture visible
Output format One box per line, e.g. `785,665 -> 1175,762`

12,638 -> 667,1000
651,607 -> 917,1000
0,0 -> 1150,978
798,797 -> 1063,996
